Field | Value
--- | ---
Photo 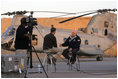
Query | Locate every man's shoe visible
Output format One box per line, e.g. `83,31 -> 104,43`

52,57 -> 57,65
71,60 -> 76,64
47,57 -> 51,64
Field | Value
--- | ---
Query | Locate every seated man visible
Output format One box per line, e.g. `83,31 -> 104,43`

43,25 -> 57,51
43,25 -> 57,64
59,31 -> 81,64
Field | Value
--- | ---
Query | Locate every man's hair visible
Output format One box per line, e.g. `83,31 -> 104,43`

51,25 -> 56,32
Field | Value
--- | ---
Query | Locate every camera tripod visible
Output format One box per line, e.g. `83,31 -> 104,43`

24,24 -> 48,78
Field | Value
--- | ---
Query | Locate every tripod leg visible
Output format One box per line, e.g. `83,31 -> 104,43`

29,50 -> 33,68
32,46 -> 49,78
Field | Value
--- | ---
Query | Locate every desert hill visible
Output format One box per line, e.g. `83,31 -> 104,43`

1,17 -> 91,34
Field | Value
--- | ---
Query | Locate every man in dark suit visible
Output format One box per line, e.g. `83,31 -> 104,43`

59,31 -> 81,64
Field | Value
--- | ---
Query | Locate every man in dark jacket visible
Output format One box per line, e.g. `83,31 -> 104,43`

43,26 -> 57,64
43,26 -> 57,50
59,31 -> 81,64
14,17 -> 30,49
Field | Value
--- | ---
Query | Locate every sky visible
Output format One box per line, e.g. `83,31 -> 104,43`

1,0 -> 117,18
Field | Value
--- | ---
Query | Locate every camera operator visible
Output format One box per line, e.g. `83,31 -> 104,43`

14,17 -> 30,50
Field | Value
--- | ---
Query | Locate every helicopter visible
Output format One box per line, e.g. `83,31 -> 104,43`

1,9 -> 117,61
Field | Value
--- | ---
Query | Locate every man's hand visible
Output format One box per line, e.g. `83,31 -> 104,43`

59,44 -> 62,47
24,34 -> 30,37
69,48 -> 72,52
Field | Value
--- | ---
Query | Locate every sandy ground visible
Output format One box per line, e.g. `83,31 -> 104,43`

1,49 -> 117,78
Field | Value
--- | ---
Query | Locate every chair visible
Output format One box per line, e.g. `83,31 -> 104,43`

43,51 -> 57,72
68,52 -> 80,71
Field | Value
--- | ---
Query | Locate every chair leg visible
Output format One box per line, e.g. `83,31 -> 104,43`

43,54 -> 49,72
76,56 -> 80,71
68,56 -> 80,71
68,56 -> 73,71
48,54 -> 57,72
70,64 -> 72,71
43,54 -> 47,66
49,55 -> 53,72
42,53 -> 57,72
54,64 -> 56,72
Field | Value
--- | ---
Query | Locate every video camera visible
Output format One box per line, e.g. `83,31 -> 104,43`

26,16 -> 38,26
21,16 -> 38,27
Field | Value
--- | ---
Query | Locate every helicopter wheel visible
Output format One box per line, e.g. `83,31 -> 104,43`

96,56 -> 103,61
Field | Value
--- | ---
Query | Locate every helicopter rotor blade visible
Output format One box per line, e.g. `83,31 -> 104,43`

1,13 -> 8,15
1,9 -> 117,17
1,10 -> 76,16
32,11 -> 75,14
59,11 -> 97,23
59,9 -> 117,23
50,10 -> 97,18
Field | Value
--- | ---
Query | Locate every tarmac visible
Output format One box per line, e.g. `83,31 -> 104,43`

1,49 -> 117,78
26,57 -> 117,78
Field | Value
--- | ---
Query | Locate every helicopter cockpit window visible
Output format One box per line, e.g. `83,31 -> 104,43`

85,40 -> 88,45
2,27 -> 16,37
32,35 -> 38,45
104,21 -> 109,27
